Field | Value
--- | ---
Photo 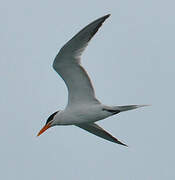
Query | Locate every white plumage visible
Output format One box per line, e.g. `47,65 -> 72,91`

37,14 -> 148,146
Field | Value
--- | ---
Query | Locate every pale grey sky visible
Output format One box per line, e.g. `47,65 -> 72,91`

1,0 -> 175,179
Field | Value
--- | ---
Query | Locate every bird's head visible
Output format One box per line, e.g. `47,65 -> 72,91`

37,111 -> 59,137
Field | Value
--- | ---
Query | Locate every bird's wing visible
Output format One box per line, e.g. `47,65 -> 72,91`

76,123 -> 127,146
53,14 -> 110,107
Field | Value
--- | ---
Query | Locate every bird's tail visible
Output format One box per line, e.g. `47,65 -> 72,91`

113,104 -> 150,112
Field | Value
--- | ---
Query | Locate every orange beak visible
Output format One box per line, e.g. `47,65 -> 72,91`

37,122 -> 52,137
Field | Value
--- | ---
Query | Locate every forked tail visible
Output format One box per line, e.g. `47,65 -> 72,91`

114,104 -> 150,112
103,104 -> 150,114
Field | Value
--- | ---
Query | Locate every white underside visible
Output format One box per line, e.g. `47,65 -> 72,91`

43,15 -> 148,146
53,104 -> 112,125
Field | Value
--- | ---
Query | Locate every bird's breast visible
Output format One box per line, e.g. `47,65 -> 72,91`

59,104 -> 110,125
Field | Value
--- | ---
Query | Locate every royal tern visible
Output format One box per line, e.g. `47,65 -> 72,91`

37,14 -> 148,146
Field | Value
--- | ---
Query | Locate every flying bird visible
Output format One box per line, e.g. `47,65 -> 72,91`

37,14 -> 148,146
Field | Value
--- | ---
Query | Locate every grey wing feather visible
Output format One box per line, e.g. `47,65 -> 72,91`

53,15 -> 110,107
55,14 -> 110,62
76,123 -> 128,146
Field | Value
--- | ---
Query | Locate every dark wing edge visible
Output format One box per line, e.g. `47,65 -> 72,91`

54,14 -> 111,63
76,123 -> 128,147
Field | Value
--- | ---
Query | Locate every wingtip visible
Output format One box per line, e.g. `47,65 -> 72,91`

104,14 -> 111,19
120,142 -> 128,147
106,14 -> 111,17
124,144 -> 129,147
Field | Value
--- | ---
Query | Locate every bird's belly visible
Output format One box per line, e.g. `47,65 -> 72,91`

60,105 -> 110,125
61,114 -> 105,125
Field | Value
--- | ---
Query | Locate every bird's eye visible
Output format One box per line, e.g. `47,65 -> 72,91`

46,111 -> 58,124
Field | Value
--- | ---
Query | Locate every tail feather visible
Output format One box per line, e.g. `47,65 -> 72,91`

114,104 -> 150,112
